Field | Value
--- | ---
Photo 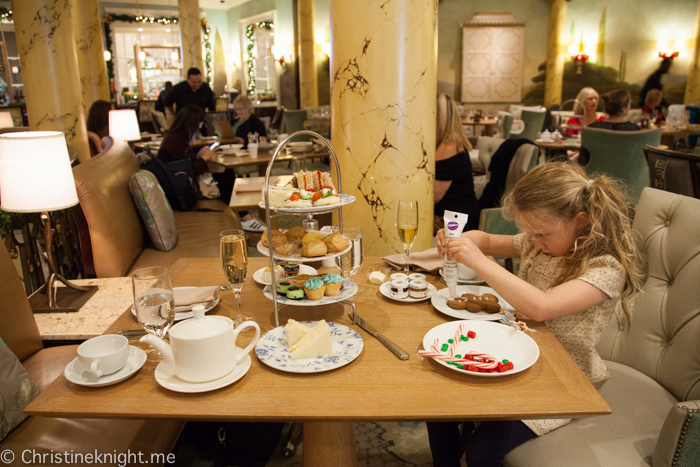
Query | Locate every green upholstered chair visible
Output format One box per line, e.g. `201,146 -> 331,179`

510,109 -> 546,142
582,127 -> 662,202
496,111 -> 515,139
643,144 -> 700,199
283,108 -> 311,141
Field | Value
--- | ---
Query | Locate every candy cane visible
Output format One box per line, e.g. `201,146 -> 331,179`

448,323 -> 465,357
417,351 -> 498,369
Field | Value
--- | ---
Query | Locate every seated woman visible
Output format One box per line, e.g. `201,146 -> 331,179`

86,100 -> 113,155
231,94 -> 267,148
566,87 -> 605,135
589,90 -> 640,132
157,104 -> 265,231
642,88 -> 665,126
434,93 -> 481,234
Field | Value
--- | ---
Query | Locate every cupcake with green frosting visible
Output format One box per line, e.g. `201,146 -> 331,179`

322,273 -> 343,296
303,277 -> 326,301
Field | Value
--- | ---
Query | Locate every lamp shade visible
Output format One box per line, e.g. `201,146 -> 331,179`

109,109 -> 141,141
0,112 -> 14,128
0,131 -> 79,212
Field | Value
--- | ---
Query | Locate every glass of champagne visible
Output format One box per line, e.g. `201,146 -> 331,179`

220,229 -> 248,324
397,200 -> 419,274
336,222 -> 364,280
132,267 -> 175,359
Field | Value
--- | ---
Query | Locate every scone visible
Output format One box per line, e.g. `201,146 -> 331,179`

285,226 -> 307,243
261,230 -> 286,248
323,232 -> 350,252
302,239 -> 327,257
274,242 -> 297,256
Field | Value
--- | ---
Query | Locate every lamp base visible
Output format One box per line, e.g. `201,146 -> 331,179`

28,282 -> 98,313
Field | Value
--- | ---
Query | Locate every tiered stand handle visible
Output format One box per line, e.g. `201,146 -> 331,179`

262,131 -> 354,326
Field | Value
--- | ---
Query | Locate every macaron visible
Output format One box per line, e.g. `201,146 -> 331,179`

276,281 -> 292,294
286,286 -> 305,300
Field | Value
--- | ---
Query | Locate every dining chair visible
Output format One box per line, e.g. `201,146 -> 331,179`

495,111 -> 514,139
643,144 -> 700,198
509,109 -> 547,142
478,207 -> 518,273
151,110 -> 169,134
283,109 -> 312,141
582,127 -> 662,203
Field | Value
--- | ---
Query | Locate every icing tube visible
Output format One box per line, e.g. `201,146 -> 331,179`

443,210 -> 469,299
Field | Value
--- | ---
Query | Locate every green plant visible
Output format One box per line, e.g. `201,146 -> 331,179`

0,209 -> 19,237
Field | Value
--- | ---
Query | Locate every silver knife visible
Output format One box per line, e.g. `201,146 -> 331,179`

119,329 -> 147,338
348,311 -> 409,360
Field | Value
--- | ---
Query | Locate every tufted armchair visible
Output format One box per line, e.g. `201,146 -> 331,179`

473,136 -> 505,199
504,187 -> 700,467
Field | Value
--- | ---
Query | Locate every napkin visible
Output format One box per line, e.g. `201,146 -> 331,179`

311,137 -> 325,152
382,248 -> 443,273
173,286 -> 220,312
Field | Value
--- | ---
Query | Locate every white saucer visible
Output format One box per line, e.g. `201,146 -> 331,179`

379,281 -> 437,302
154,349 -> 251,393
64,346 -> 146,387
438,268 -> 486,285
253,264 -> 318,286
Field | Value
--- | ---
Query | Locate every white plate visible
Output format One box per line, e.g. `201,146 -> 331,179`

258,142 -> 277,150
253,265 -> 318,286
431,285 -> 515,321
64,346 -> 147,387
255,321 -> 363,373
438,269 -> 486,285
259,193 -> 356,214
287,142 -> 313,153
131,286 -> 220,322
263,278 -> 357,306
379,281 -> 437,303
154,349 -> 251,393
422,320 -> 539,377
257,235 -> 353,262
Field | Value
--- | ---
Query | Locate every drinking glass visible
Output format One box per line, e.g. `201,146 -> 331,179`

291,154 -> 307,174
268,128 -> 279,144
220,229 -> 248,324
132,267 -> 175,349
336,222 -> 364,280
397,200 -> 419,274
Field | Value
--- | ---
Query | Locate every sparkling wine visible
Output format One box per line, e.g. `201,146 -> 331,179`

221,234 -> 247,286
397,224 -> 418,247
135,292 -> 175,338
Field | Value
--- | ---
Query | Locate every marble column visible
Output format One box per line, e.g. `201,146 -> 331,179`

684,1 -> 700,104
544,0 -> 568,108
298,0 -> 318,107
72,0 -> 110,112
178,0 -> 204,74
13,0 -> 91,163
330,0 -> 437,256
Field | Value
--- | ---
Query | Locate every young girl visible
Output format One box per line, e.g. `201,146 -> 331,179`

430,162 -> 643,467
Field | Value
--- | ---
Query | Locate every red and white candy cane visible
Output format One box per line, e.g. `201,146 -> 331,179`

417,349 -> 499,369
448,323 -> 466,357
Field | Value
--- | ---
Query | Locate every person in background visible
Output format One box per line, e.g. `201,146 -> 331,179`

566,87 -> 606,135
434,93 -> 480,234
156,81 -> 173,113
588,90 -> 639,132
164,68 -> 215,134
430,162 -> 643,467
640,58 -> 672,108
642,88 -> 665,126
231,94 -> 267,148
86,100 -> 113,156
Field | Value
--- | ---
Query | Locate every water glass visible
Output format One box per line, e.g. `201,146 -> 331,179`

268,128 -> 279,144
291,154 -> 307,174
132,266 -> 175,340
336,222 -> 363,280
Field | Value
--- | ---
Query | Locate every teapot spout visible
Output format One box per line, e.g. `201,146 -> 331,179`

139,334 -> 174,366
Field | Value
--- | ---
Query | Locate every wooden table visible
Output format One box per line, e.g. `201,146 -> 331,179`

25,257 -> 610,466
213,148 -> 330,176
660,125 -> 700,148
133,137 -> 240,152
462,116 -> 498,136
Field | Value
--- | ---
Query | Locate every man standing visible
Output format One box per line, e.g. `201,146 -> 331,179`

164,68 -> 215,127
639,58 -> 672,108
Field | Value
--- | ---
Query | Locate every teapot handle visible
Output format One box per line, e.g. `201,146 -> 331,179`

232,321 -> 261,363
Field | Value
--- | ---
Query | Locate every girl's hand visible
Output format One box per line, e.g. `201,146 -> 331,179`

445,236 -> 486,269
436,229 -> 446,255
198,146 -> 221,161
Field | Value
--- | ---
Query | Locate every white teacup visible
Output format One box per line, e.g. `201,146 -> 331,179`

458,263 -> 479,281
77,335 -> 130,378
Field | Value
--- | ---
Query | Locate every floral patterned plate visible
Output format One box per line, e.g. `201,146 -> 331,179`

262,278 -> 357,306
255,321 -> 363,373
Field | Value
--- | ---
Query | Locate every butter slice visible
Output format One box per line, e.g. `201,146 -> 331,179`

369,271 -> 386,284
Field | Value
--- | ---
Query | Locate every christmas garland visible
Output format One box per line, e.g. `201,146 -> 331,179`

245,21 -> 274,96
202,19 -> 212,83
0,8 -> 12,21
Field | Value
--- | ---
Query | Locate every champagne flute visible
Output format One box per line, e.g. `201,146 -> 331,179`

397,200 -> 419,274
336,222 -> 364,280
220,229 -> 248,325
132,267 -> 175,360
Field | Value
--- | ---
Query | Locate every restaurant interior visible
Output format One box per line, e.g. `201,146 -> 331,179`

1,0 -> 699,466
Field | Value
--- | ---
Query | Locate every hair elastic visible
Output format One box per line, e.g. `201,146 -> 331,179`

586,179 -> 594,190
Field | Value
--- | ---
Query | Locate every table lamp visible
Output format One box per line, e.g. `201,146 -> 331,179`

0,111 -> 14,129
0,131 -> 98,313
109,109 -> 141,143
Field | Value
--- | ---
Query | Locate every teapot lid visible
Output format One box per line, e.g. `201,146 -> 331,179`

170,305 -> 231,339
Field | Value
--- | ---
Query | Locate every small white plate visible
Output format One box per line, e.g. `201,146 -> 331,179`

255,321 -> 363,373
431,285 -> 515,321
154,349 -> 251,393
422,320 -> 539,377
287,142 -> 313,153
131,286 -> 220,322
263,278 -> 357,306
379,281 -> 437,303
257,235 -> 352,263
438,269 -> 486,285
253,265 -> 318,285
258,193 -> 356,214
258,142 -> 277,150
64,346 -> 147,387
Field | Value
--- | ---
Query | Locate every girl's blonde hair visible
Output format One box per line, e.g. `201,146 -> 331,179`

645,89 -> 663,108
501,162 -> 644,327
574,87 -> 599,116
436,93 -> 472,153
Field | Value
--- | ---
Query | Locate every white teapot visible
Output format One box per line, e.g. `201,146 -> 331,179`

140,306 -> 260,383
537,129 -> 552,141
